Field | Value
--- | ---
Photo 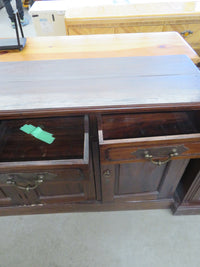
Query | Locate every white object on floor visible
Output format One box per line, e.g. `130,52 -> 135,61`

29,1 -> 67,36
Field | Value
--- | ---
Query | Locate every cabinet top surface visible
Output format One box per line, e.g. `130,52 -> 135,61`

1,55 -> 200,114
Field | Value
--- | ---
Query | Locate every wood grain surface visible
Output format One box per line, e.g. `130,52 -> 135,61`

0,55 -> 200,113
0,32 -> 199,64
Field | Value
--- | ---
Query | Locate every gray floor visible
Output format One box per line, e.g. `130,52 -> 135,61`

1,3 -> 200,267
1,209 -> 200,267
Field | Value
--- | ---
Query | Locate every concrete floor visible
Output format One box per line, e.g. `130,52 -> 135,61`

1,2 -> 200,267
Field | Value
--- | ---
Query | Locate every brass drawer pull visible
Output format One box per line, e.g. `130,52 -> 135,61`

180,30 -> 193,37
6,175 -> 44,191
144,149 -> 179,166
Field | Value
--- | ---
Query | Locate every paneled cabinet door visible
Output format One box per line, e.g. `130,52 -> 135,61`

101,159 -> 189,202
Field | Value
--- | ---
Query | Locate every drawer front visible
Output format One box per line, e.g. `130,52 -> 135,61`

0,168 -> 93,206
0,169 -> 87,184
100,139 -> 200,164
98,111 -> 200,164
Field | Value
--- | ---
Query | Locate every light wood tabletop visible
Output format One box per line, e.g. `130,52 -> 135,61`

0,32 -> 199,64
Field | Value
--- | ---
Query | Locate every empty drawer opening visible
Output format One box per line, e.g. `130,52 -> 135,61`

100,111 -> 200,141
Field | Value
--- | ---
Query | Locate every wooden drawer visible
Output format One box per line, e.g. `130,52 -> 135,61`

0,169 -> 89,205
0,115 -> 89,167
98,111 -> 200,164
0,115 -> 95,206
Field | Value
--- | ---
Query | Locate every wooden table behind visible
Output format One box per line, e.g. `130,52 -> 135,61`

0,32 -> 199,64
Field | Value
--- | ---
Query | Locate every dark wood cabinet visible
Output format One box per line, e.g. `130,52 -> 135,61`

1,55 -> 200,216
98,112 -> 194,203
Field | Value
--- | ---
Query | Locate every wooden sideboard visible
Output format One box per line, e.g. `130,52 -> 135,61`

64,1 -> 200,55
1,54 -> 200,216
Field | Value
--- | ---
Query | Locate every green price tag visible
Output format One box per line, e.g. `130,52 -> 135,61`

20,124 -> 55,144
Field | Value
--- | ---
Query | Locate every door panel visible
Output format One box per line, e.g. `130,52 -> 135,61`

101,159 -> 189,202
115,162 -> 165,195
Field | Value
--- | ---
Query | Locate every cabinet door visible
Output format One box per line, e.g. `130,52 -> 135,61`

101,159 -> 189,202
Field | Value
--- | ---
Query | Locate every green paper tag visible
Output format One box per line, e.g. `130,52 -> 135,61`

20,124 -> 55,144
20,124 -> 35,134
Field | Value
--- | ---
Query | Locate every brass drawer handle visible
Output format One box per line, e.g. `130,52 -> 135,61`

6,175 -> 44,191
180,30 -> 193,37
144,149 -> 179,166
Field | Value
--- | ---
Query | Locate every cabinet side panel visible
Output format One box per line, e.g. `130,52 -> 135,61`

158,158 -> 190,198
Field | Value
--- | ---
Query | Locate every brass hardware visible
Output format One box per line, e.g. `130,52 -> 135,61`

0,172 -> 56,184
144,149 -> 179,166
6,174 -> 44,191
180,30 -> 193,37
131,145 -> 187,160
103,169 -> 111,177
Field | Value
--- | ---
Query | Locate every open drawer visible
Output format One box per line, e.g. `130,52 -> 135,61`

0,115 -> 95,206
98,111 -> 200,164
0,115 -> 89,167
